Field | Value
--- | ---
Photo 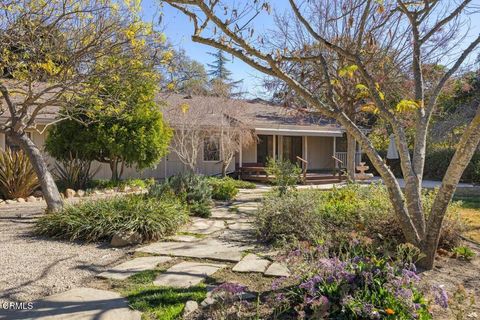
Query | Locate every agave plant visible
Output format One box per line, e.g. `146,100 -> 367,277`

53,153 -> 99,190
0,148 -> 40,199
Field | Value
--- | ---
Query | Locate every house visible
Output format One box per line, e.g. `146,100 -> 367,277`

0,93 -> 362,182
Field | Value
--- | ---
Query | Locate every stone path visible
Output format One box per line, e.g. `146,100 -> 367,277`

2,288 -> 141,320
9,186 -> 289,319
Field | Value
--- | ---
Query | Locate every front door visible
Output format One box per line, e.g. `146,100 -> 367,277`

282,136 -> 302,163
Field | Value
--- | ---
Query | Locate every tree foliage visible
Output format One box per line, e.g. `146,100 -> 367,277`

46,55 -> 172,180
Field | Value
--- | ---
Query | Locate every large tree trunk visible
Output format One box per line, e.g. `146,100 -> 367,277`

346,133 -> 356,181
12,132 -> 63,213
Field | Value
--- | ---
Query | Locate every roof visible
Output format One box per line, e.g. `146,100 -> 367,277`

160,93 -> 344,136
1,80 -> 344,136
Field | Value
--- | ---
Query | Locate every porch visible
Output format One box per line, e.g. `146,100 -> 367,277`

236,131 -> 363,185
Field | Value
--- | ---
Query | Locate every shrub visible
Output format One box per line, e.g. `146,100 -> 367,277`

256,191 -> 324,244
54,154 -> 98,191
0,148 -> 40,199
207,177 -> 239,201
87,178 -> 155,191
34,194 -> 188,242
265,158 -> 302,195
268,246 -> 432,320
149,173 -> 212,217
230,179 -> 256,189
256,184 -> 464,250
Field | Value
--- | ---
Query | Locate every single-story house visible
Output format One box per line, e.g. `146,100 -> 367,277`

0,92 -> 363,182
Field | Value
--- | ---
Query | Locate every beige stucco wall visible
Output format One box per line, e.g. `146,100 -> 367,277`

2,126 -> 235,180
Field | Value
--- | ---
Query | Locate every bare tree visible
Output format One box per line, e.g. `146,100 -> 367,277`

162,0 -> 480,269
0,0 -> 157,212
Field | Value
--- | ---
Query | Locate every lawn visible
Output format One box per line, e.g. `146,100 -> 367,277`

454,196 -> 480,243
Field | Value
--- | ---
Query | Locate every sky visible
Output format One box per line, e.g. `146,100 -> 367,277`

141,0 -> 480,99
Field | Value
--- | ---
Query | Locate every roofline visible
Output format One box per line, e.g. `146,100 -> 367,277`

254,127 -> 344,137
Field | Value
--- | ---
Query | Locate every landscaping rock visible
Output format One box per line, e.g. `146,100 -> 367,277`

26,196 -> 36,202
16,197 -> 26,203
33,190 -> 43,197
5,287 -> 141,320
5,199 -> 16,204
136,238 -> 252,262
76,189 -> 86,197
65,188 -> 76,198
0,200 -> 4,205
232,254 -> 270,273
200,296 -> 216,307
104,189 -> 115,194
183,300 -> 199,317
154,261 -> 226,288
264,262 -> 290,277
98,256 -> 172,280
111,231 -> 142,247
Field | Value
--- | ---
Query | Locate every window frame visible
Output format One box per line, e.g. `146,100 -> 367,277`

203,136 -> 221,162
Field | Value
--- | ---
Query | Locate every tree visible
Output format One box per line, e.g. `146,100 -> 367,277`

0,0 -> 162,212
161,48 -> 209,95
162,0 -> 480,269
45,55 -> 172,181
207,49 -> 243,97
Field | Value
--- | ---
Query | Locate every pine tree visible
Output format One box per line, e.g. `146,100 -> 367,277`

206,49 -> 243,97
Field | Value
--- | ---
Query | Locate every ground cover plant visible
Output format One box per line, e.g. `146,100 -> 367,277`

256,183 -> 465,251
114,269 -> 207,320
87,178 -> 156,191
149,173 -> 213,217
207,177 -> 239,201
34,194 -> 188,242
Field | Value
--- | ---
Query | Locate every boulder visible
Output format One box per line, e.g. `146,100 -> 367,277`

0,200 -> 5,206
5,199 -> 17,204
33,190 -> 43,198
111,231 -> 142,247
16,197 -> 26,203
182,300 -> 199,318
76,190 -> 86,197
65,188 -> 76,198
26,196 -> 37,202
104,189 -> 115,194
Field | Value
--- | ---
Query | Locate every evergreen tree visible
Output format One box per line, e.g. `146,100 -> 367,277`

206,49 -> 243,97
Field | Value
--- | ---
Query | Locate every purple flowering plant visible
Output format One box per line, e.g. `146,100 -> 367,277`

270,245 -> 433,320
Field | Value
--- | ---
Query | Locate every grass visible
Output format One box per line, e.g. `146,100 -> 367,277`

454,196 -> 480,243
115,269 -> 207,320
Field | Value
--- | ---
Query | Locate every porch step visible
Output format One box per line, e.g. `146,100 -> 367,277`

305,179 -> 342,185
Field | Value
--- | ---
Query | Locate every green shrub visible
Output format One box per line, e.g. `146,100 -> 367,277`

34,194 -> 188,242
230,179 -> 256,189
265,158 -> 302,195
256,191 -> 324,244
452,246 -> 476,261
149,173 -> 212,217
0,148 -> 40,199
207,177 -> 239,201
256,184 -> 464,250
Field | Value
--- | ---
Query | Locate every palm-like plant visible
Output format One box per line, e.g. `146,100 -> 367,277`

53,153 -> 99,190
0,148 -> 40,199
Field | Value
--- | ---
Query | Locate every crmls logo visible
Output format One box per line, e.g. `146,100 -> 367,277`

1,302 -> 34,310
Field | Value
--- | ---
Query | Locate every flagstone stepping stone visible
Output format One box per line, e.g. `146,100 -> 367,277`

182,218 -> 225,235
136,238 -> 252,262
154,261 -> 226,288
166,234 -> 203,242
264,262 -> 290,277
228,222 -> 254,231
232,254 -> 270,273
210,207 -> 247,220
4,287 -> 141,320
97,256 -> 172,280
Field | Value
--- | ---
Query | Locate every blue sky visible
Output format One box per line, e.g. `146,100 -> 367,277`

141,1 -> 480,98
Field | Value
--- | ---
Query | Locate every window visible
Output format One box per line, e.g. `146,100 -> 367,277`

5,132 -> 32,151
256,135 -> 273,165
204,137 -> 220,161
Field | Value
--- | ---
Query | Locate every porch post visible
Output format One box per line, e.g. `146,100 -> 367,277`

273,134 -> 276,160
333,136 -> 336,168
304,136 -> 308,161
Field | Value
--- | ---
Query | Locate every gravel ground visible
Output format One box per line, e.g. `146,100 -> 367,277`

0,201 -> 127,303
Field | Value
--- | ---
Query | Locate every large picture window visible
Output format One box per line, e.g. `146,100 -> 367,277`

204,137 -> 220,161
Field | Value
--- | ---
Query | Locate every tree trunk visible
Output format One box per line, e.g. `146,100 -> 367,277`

221,162 -> 227,177
12,132 -> 63,213
346,133 -> 356,181
110,159 -> 119,181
